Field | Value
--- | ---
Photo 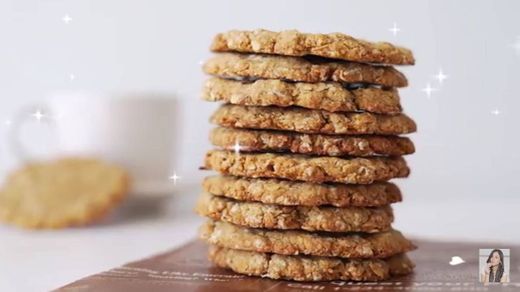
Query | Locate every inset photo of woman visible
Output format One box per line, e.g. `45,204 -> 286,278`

480,249 -> 510,283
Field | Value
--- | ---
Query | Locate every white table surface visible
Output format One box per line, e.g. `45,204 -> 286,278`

1,182 -> 519,292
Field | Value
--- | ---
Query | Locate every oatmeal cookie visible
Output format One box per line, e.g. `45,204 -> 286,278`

201,220 -> 416,258
203,53 -> 408,87
202,175 -> 402,207
0,158 -> 129,229
202,77 -> 402,114
210,29 -> 415,65
211,105 -> 416,135
204,150 -> 409,184
196,192 -> 394,233
208,245 -> 415,281
209,127 -> 414,157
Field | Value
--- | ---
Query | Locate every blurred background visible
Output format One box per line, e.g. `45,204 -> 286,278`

1,0 -> 519,290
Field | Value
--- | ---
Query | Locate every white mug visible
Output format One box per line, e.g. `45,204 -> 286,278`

9,92 -> 178,196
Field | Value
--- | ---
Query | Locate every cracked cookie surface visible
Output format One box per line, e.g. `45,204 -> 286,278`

201,220 -> 416,258
202,175 -> 402,207
208,245 -> 415,281
204,150 -> 409,184
211,105 -> 416,135
210,29 -> 415,65
203,77 -> 402,114
196,192 -> 394,233
210,127 -> 414,157
203,53 -> 408,87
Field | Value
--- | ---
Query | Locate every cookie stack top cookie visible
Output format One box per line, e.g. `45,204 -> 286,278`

198,29 -> 416,282
210,29 -> 415,65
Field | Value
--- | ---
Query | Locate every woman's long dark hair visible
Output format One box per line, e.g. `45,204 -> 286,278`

487,249 -> 504,282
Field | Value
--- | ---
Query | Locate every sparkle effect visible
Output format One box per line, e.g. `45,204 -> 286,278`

434,69 -> 448,84
69,73 -> 75,81
32,110 -> 44,121
169,172 -> 181,185
491,109 -> 501,115
421,83 -> 438,98
4,119 -> 12,126
62,14 -> 72,24
388,22 -> 401,36
233,140 -> 242,155
449,256 -> 465,266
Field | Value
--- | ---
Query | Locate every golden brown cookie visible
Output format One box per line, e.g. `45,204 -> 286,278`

201,220 -> 417,259
208,245 -> 415,281
202,77 -> 402,114
204,150 -> 409,184
195,192 -> 394,233
210,29 -> 415,65
0,158 -> 129,229
203,53 -> 408,87
210,127 -> 415,157
211,105 -> 416,135
202,175 -> 402,207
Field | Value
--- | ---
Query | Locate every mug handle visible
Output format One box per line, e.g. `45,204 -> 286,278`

8,104 -> 52,162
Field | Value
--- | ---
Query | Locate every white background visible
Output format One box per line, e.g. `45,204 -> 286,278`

1,0 -> 519,291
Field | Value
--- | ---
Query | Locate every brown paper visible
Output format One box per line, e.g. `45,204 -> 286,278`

56,239 -> 519,291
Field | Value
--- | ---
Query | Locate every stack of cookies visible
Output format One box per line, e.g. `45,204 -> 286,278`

197,29 -> 417,282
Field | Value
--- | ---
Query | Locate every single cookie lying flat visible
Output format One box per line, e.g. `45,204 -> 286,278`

204,150 -> 409,184
210,127 -> 415,157
211,105 -> 416,135
195,192 -> 393,233
204,53 -> 408,87
202,77 -> 402,114
208,245 -> 415,281
201,220 -> 417,259
0,158 -> 129,229
211,29 -> 415,65
202,175 -> 402,207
